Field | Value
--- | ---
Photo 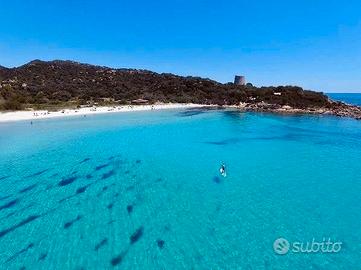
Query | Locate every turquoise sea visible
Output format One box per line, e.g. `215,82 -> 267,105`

1,108 -> 361,269
327,93 -> 361,106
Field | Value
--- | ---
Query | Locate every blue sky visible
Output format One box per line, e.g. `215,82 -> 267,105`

0,0 -> 360,92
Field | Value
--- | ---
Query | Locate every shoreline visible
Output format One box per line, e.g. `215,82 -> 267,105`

1,102 -> 360,123
0,103 -> 208,122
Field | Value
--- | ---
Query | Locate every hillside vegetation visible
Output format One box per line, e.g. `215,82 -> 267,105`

0,60 -> 330,111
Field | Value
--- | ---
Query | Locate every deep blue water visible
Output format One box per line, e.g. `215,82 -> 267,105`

327,93 -> 361,106
0,108 -> 361,269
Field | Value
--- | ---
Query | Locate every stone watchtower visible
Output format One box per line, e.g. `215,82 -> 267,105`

234,75 -> 246,86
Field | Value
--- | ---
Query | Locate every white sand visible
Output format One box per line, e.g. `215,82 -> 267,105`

0,103 -> 208,122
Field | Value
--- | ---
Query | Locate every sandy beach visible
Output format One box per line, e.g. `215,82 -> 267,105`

0,103 -> 207,122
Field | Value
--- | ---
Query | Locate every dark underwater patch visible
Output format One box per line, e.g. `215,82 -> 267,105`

19,183 -> 38,194
101,170 -> 115,180
0,210 -> 14,222
4,211 -> 15,219
25,169 -> 49,178
127,205 -> 133,214
58,176 -> 78,187
252,133 -> 303,142
80,158 -> 91,164
38,253 -> 47,261
110,253 -> 123,266
6,243 -> 34,262
0,198 -> 19,211
0,195 -> 12,201
0,175 -> 10,181
108,219 -> 115,225
94,238 -> 108,251
178,107 -> 221,117
213,176 -> 221,184
59,196 -> 72,203
130,226 -> 144,245
136,160 -> 141,164
126,186 -> 135,191
205,138 -> 240,145
97,185 -> 111,197
76,184 -> 90,194
0,215 -> 41,238
86,174 -> 93,179
110,250 -> 128,267
222,110 -> 245,121
95,163 -> 110,171
157,239 -> 165,249
8,204 -> 35,218
107,203 -> 114,210
64,215 -> 82,229
177,109 -> 206,117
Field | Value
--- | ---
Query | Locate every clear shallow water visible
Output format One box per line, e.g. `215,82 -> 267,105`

327,93 -> 361,106
0,109 -> 361,270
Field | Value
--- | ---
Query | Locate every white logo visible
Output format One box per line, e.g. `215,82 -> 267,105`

273,237 -> 342,255
273,238 -> 290,255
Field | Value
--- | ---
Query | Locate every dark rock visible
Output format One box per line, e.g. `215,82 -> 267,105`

95,163 -> 110,171
0,199 -> 19,211
130,227 -> 144,244
64,215 -> 82,229
126,205 -> 133,214
157,239 -> 165,249
94,238 -> 108,251
38,253 -> 47,261
58,176 -> 77,186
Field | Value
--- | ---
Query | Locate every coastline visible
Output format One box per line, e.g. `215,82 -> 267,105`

0,103 -> 208,122
1,101 -> 361,123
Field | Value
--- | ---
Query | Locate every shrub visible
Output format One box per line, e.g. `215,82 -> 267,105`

2,98 -> 23,110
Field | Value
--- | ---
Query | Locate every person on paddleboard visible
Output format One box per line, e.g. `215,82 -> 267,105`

220,163 -> 226,177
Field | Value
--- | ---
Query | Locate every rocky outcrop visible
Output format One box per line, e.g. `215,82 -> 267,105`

237,101 -> 361,120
